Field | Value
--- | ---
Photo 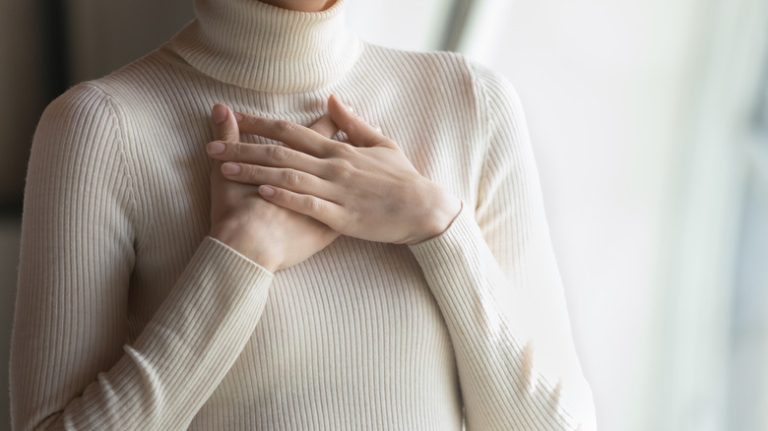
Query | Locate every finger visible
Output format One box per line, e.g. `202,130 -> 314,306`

235,112 -> 340,158
256,184 -> 348,231
220,162 -> 342,205
211,103 -> 239,142
209,103 -> 240,190
309,112 -> 339,139
327,94 -> 389,148
206,140 -> 328,179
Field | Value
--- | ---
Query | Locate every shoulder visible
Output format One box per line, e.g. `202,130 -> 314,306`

37,44 -> 183,142
34,81 -> 122,158
461,57 -> 526,128
359,41 -> 469,71
32,76 -> 137,169
38,46 -> 169,129
359,41 -> 474,96
53,44 -> 183,118
361,42 -> 517,92
40,81 -> 115,124
460,57 -> 528,138
358,42 -> 523,125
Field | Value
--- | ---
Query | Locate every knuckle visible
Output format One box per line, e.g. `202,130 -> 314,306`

327,158 -> 354,180
305,196 -> 323,213
328,142 -> 353,158
273,120 -> 293,136
265,144 -> 287,162
246,164 -> 263,181
282,169 -> 302,187
231,141 -> 242,159
243,115 -> 260,127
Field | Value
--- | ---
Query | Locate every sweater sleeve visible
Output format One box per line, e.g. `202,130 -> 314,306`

9,83 -> 275,431
406,62 -> 597,431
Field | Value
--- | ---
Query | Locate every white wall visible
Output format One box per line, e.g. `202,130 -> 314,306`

352,0 -> 768,428
345,0 -> 452,52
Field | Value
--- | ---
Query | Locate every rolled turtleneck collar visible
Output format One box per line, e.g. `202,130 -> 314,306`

167,0 -> 363,93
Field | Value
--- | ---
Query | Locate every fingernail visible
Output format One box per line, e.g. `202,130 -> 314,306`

212,104 -> 228,124
259,185 -> 275,197
221,162 -> 241,175
206,141 -> 226,154
234,112 -> 244,121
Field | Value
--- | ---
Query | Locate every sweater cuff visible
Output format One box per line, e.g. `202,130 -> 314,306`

144,235 -> 276,323
204,235 -> 276,277
406,199 -> 480,266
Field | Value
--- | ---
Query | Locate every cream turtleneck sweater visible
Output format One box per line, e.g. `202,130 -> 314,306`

9,0 -> 597,429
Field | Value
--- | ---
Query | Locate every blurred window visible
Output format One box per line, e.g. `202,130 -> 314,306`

727,58 -> 768,430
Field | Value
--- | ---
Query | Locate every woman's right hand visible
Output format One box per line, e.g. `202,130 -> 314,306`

207,103 -> 341,272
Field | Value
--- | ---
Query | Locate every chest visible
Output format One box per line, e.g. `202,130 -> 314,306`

121,89 -> 473,338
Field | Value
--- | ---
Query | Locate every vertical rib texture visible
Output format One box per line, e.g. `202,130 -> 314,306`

407,63 -> 598,431
8,0 -> 596,429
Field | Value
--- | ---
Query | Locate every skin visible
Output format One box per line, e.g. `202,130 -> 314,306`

208,104 -> 347,272
257,0 -> 338,12
207,94 -> 462,252
208,1 -> 462,271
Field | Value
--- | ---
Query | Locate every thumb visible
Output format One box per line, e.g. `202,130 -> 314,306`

208,103 -> 239,192
211,102 -> 239,142
327,94 -> 383,147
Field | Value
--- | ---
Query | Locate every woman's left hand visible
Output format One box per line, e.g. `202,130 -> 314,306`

205,94 -> 462,245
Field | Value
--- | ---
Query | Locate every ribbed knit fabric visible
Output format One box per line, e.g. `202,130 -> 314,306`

9,0 -> 597,430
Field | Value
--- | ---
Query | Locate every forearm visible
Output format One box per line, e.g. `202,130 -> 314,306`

11,235 -> 274,431
408,201 -> 595,430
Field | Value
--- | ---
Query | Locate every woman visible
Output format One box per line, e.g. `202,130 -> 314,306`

9,0 -> 597,429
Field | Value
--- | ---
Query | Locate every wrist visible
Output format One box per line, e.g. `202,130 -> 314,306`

209,223 -> 281,272
406,184 -> 462,246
